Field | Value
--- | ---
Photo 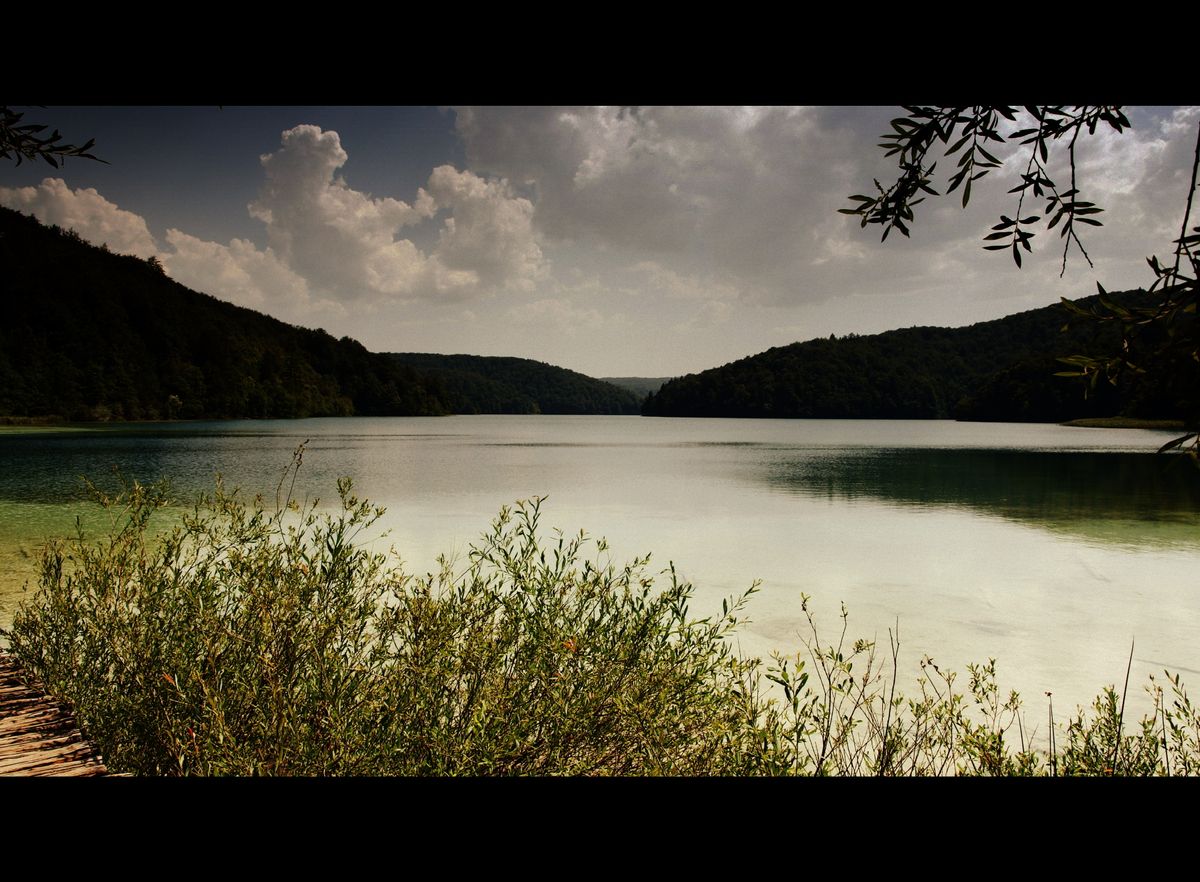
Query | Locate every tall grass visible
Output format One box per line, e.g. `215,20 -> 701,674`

5,451 -> 1199,775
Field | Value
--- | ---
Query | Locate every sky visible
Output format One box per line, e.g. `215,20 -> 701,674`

2,105 -> 1197,379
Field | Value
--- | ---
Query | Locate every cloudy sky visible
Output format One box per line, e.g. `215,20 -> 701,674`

2,105 -> 1196,378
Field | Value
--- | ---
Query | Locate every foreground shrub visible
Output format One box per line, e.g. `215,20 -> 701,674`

5,454 -> 1199,775
4,459 -> 773,775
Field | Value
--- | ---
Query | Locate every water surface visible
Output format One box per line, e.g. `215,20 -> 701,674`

1,416 -> 1196,730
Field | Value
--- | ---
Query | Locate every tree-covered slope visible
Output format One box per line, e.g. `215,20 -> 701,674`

389,353 -> 641,415
0,207 -> 451,420
0,207 -> 645,421
642,293 -> 1175,421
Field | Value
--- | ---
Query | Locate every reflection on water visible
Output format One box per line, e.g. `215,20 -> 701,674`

1,417 -> 1197,729
763,448 -> 1200,547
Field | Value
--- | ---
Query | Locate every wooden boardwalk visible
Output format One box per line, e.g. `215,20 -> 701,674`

0,650 -> 115,776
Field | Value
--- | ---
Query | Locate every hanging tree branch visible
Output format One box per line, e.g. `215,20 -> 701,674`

1,106 -> 107,168
840,105 -> 1128,269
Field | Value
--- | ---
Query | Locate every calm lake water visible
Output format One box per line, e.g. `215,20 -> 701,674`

2,416 -> 1198,727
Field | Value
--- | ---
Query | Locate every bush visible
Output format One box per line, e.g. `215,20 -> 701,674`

6,451 -> 1200,775
3,454 -> 773,775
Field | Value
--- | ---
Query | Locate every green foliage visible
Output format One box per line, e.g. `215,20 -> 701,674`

3,456 -> 772,775
6,457 -> 1200,776
840,106 -> 1129,270
1057,244 -> 1200,455
389,352 -> 642,415
843,106 -> 1200,451
0,207 -> 640,422
1,106 -> 106,169
642,290 -> 1167,421
0,207 -> 445,420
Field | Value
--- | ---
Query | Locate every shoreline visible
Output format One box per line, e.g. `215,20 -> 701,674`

1060,417 -> 1188,430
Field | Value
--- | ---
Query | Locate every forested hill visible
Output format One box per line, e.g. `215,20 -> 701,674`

0,207 -> 452,420
643,292 -> 1181,422
389,353 -> 641,415
0,207 -> 635,421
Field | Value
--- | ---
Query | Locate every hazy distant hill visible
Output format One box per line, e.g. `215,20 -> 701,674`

0,207 -> 636,421
643,293 -> 1179,422
601,377 -> 672,399
390,353 -> 641,414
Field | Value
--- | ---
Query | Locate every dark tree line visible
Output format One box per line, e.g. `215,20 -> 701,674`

390,353 -> 641,415
643,290 -> 1178,422
0,207 -> 637,421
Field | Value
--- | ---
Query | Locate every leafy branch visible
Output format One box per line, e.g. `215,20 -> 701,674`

1,106 -> 106,168
841,105 -> 1128,271
1054,119 -> 1200,458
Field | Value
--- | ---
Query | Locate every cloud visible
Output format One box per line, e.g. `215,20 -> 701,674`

0,177 -> 160,258
162,229 -> 323,316
1094,106 -> 1200,250
630,260 -> 742,302
426,165 -> 543,291
506,296 -> 604,335
2,126 -> 549,324
248,124 -> 435,300
6,108 -> 1195,378
454,106 -> 881,302
453,105 -> 1199,323
246,125 -> 543,303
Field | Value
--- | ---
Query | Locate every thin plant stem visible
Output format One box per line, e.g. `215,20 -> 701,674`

1047,691 -> 1056,777
1113,638 -> 1135,774
1172,119 -> 1200,280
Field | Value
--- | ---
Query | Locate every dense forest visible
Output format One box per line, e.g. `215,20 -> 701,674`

389,353 -> 640,415
0,208 -> 637,421
643,290 -> 1189,421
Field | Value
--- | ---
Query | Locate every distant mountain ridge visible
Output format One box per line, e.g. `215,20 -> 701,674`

643,292 -> 1183,422
600,377 -> 671,399
0,207 -> 637,421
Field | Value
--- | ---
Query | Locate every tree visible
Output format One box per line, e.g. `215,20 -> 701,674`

1,106 -> 106,168
842,106 -> 1199,458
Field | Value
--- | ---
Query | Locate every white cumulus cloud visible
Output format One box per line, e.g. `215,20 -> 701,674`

162,229 -> 323,316
0,177 -> 160,258
245,125 -> 544,303
2,125 -> 550,325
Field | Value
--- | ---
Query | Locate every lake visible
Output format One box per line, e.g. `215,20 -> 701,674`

2,415 -> 1198,731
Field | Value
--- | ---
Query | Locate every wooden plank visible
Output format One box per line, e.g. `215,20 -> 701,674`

0,650 -> 116,776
